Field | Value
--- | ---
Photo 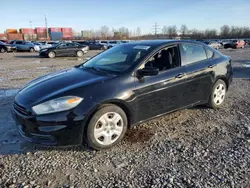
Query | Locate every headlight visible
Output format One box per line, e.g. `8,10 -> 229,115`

32,96 -> 83,115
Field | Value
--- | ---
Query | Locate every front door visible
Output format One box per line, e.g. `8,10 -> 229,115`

55,43 -> 68,56
133,45 -> 194,122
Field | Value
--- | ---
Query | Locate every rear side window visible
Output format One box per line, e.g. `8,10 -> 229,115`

181,43 -> 207,65
16,41 -> 23,44
204,47 -> 214,58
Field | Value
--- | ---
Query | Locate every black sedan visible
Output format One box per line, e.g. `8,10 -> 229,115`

12,40 -> 232,150
76,41 -> 107,50
39,42 -> 89,58
0,41 -> 16,53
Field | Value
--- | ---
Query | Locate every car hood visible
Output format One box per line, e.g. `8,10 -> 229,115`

15,68 -> 113,107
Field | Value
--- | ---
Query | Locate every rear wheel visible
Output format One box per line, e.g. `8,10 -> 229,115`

207,79 -> 227,109
241,45 -> 245,49
76,50 -> 84,57
0,48 -> 6,53
48,51 -> 56,58
29,47 -> 34,52
85,105 -> 128,150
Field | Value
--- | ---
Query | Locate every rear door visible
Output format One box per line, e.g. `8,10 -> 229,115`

66,43 -> 78,55
179,43 -> 214,105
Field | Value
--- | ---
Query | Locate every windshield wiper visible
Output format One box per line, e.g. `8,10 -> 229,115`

81,66 -> 110,75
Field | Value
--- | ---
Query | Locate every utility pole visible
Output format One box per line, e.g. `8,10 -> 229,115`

45,15 -> 49,40
152,22 -> 160,36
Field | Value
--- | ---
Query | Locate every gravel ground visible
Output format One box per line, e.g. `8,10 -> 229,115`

0,48 -> 250,187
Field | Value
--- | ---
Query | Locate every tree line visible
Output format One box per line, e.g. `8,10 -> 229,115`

78,25 -> 250,40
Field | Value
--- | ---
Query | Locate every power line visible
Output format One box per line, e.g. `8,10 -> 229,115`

152,22 -> 160,35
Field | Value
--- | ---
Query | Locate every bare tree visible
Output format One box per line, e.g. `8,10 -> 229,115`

220,25 -> 230,38
180,24 -> 188,37
204,29 -> 217,39
167,25 -> 177,38
136,27 -> 141,37
118,27 -> 129,39
162,25 -> 168,34
100,25 -> 109,39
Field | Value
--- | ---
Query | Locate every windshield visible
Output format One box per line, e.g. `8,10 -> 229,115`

0,41 -> 6,45
81,44 -> 152,73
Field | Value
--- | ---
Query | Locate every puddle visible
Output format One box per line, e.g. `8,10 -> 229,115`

37,66 -> 49,69
125,127 -> 155,143
33,60 -> 42,64
14,69 -> 26,73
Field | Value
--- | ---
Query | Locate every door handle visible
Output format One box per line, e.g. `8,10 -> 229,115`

208,64 -> 217,68
175,73 -> 185,78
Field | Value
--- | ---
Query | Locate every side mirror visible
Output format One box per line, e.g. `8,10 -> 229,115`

137,67 -> 159,77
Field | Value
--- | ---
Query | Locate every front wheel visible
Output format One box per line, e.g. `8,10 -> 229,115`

0,48 -> 6,53
48,51 -> 56,58
86,105 -> 128,150
30,48 -> 34,52
207,79 -> 227,109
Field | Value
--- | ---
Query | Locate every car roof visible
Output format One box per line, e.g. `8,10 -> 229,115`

127,40 -> 205,47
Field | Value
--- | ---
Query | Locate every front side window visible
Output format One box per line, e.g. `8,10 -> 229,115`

81,44 -> 152,73
181,43 -> 207,65
144,46 -> 180,71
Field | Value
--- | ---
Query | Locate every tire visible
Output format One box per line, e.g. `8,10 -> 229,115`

216,46 -> 219,50
30,48 -> 34,52
86,105 -> 128,150
207,79 -> 227,109
48,51 -> 56,58
76,50 -> 84,57
0,48 -> 6,53
241,45 -> 244,49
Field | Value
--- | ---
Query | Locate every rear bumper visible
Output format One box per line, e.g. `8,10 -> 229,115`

6,47 -> 16,52
11,106 -> 85,146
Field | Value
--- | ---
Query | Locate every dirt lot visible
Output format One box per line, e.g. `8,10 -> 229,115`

0,49 -> 250,187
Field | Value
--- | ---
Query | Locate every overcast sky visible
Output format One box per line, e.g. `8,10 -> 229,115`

1,0 -> 249,34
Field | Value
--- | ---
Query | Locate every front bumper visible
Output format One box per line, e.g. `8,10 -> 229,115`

39,51 -> 48,57
11,105 -> 85,146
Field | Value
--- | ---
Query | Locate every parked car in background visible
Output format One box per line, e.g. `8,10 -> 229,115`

76,41 -> 107,50
34,42 -> 53,49
107,40 -> 122,49
12,40 -> 232,150
9,40 -> 40,52
39,42 -> 88,58
0,41 -> 16,53
204,41 -> 222,50
0,39 -> 9,44
224,39 -> 245,49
